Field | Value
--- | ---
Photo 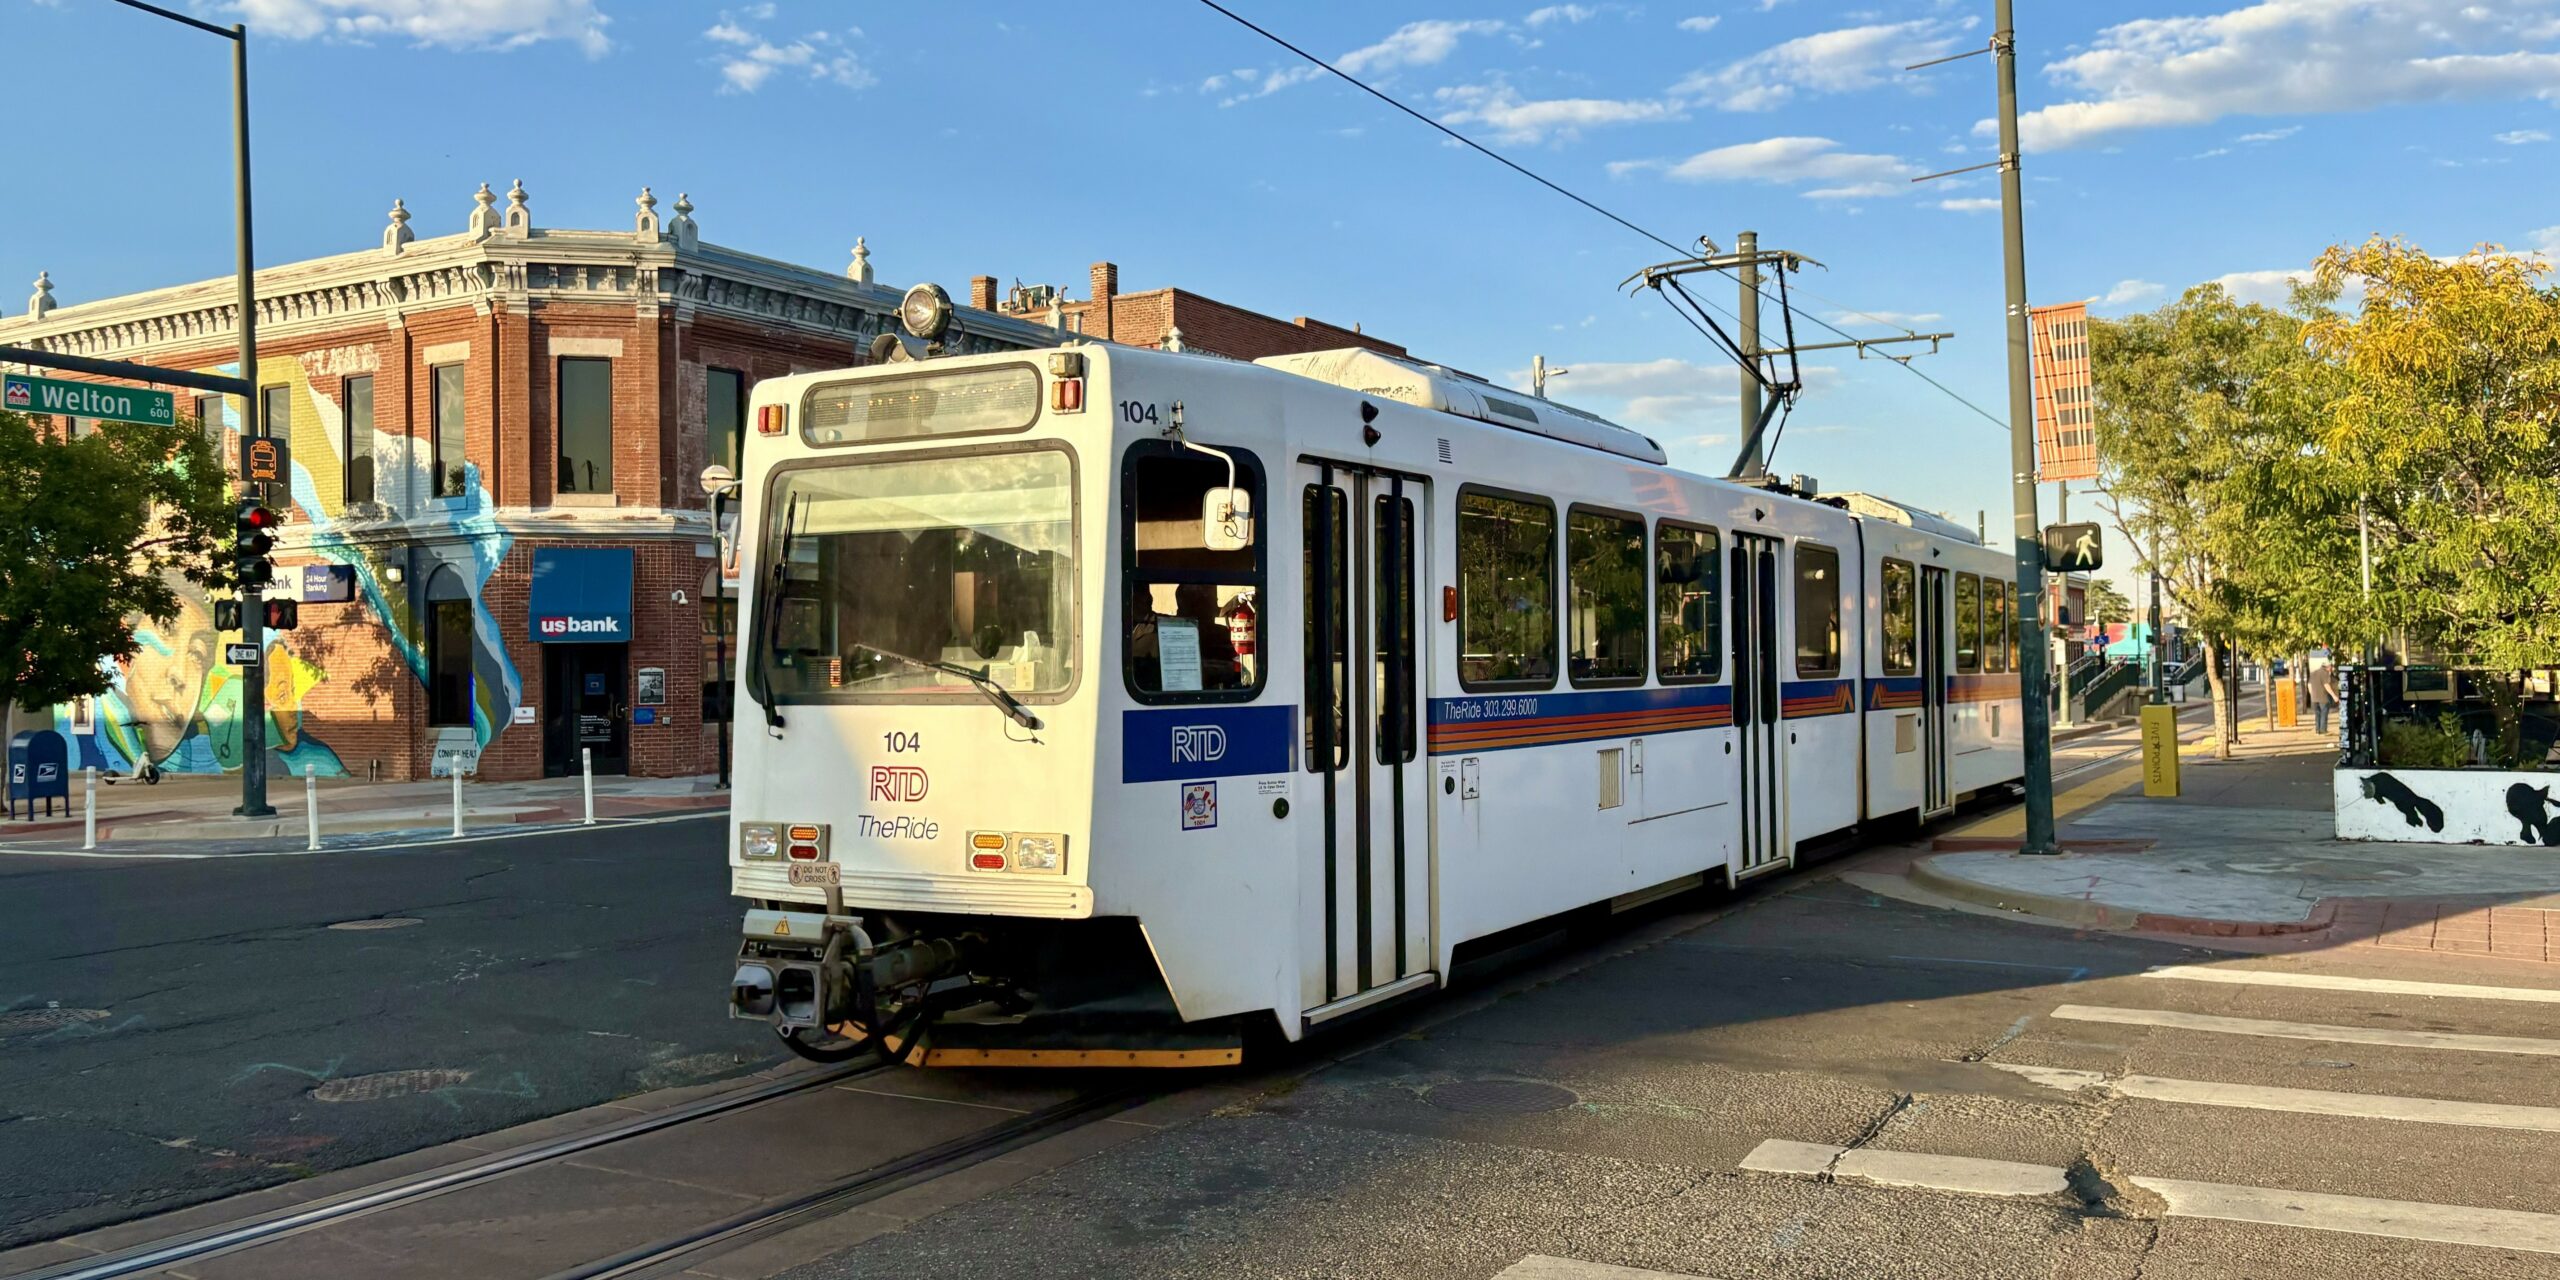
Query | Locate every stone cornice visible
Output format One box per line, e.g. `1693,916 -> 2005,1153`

0,227 -> 1066,365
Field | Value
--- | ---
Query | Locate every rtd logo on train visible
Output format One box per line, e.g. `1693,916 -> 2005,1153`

1170,725 -> 1228,764
869,766 -> 929,803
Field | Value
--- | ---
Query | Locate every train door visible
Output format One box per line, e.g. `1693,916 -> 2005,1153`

1919,566 -> 1952,814
1729,533 -> 1787,872
1299,462 -> 1433,1018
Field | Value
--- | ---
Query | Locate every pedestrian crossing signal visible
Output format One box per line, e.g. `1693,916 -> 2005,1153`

214,599 -> 242,631
2041,522 -> 2104,572
263,599 -> 299,631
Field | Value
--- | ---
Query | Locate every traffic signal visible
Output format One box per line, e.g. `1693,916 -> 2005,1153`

235,499 -> 280,586
214,599 -> 242,631
263,599 -> 299,631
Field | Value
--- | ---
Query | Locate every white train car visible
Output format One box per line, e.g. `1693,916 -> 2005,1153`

720,315 -> 2023,1066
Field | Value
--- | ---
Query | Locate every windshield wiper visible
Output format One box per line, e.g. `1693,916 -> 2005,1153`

746,493 -> 802,735
852,644 -> 1043,733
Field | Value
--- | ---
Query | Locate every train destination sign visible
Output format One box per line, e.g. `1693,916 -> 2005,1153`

3,373 -> 177,428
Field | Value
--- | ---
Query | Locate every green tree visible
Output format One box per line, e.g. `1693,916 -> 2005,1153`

2305,237 -> 2560,763
0,410 -> 234,726
2082,577 -> 2134,629
2087,284 -> 2348,756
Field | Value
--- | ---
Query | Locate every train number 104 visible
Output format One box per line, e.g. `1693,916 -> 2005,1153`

1117,401 -> 1161,426
882,731 -> 922,754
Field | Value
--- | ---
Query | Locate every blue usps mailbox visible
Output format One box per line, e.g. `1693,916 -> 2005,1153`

9,730 -> 70,820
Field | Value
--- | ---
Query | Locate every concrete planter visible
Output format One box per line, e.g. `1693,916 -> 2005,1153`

2335,766 -> 2560,846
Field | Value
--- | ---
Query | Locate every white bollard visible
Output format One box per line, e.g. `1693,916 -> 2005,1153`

82,767 -> 96,851
451,764 -> 465,838
581,748 -> 595,825
305,764 -> 320,851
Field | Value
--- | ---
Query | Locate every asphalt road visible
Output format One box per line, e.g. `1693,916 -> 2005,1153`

0,814 -> 780,1248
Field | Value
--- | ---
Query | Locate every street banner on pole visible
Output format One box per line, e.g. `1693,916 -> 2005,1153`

2030,301 -> 2098,482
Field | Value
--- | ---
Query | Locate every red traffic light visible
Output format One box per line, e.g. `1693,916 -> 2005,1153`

237,501 -> 282,532
262,599 -> 299,631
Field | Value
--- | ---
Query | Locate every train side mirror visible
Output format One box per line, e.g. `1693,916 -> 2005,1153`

1204,487 -> 1255,551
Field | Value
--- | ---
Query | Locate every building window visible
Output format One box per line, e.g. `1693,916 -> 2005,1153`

431,364 -> 467,498
343,376 -> 375,506
558,357 -> 614,495
708,367 -> 746,474
1956,573 -> 1982,674
194,394 -> 226,446
1793,542 -> 1842,678
1881,558 -> 1917,676
427,582 -> 475,728
261,384 -> 290,440
1984,572 -> 2011,674
1123,441 -> 1263,701
1656,522 -> 1720,684
1457,488 -> 1556,690
1567,508 -> 1646,687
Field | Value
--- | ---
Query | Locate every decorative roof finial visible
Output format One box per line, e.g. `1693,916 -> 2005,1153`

28,271 -> 55,319
635,186 -> 662,242
848,236 -> 873,285
467,181 -> 500,237
1047,293 -> 1064,333
502,178 -> 532,237
1162,324 -> 1185,354
670,192 -> 699,252
383,198 -> 414,256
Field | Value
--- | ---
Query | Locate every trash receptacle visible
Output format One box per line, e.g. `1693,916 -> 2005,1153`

8,730 -> 70,820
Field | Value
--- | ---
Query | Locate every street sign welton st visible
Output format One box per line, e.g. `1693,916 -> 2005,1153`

3,373 -> 177,428
2042,522 -> 2105,572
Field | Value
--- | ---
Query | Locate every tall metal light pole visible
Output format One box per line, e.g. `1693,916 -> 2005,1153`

1995,0 -> 2058,854
111,2 -> 271,815
1735,230 -> 1763,477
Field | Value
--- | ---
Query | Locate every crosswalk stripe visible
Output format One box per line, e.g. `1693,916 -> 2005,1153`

1492,1258 -> 1700,1279
1737,1140 -> 2560,1255
2049,1004 -> 2560,1056
2145,965 -> 2560,1005
2130,1177 -> 2560,1255
1981,1062 -> 2560,1132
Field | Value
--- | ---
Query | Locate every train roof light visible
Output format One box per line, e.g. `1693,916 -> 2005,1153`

900,282 -> 953,341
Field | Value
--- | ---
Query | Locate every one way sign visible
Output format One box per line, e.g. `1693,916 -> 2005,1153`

2042,522 -> 2105,572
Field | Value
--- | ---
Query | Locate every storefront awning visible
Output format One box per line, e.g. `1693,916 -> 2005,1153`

529,547 -> 633,643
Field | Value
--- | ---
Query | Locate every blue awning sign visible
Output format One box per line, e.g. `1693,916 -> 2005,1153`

529,548 -> 634,644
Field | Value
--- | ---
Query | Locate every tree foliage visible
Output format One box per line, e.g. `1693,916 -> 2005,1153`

2082,578 -> 2134,629
0,411 -> 233,714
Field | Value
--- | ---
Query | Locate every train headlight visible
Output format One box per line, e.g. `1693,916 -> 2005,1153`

739,822 -> 782,861
900,282 -> 953,341
1012,834 -> 1066,874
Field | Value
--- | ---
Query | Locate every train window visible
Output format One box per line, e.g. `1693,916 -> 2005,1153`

1305,485 -> 1348,771
1457,488 -> 1557,690
1984,573 -> 2010,673
1655,522 -> 1721,684
1881,558 -> 1917,676
1793,543 -> 1842,678
1567,508 -> 1647,687
1375,493 -> 1419,763
1955,573 -> 1982,674
1123,441 -> 1266,703
2006,581 -> 2022,673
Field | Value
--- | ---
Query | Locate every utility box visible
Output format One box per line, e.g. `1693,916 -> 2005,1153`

2273,677 -> 2299,729
8,730 -> 70,819
2140,703 -> 2182,798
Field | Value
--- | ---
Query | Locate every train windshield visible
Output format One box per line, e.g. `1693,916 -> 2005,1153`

757,447 -> 1077,703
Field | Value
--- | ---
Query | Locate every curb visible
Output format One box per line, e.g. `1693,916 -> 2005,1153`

1905,852 -> 2331,937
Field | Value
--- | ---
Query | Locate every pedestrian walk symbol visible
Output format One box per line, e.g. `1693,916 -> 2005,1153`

2041,522 -> 2104,572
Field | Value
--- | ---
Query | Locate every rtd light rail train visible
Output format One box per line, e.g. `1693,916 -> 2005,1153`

722,290 -> 2025,1067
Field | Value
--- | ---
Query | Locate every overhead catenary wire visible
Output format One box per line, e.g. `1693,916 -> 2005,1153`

1192,0 -> 2010,433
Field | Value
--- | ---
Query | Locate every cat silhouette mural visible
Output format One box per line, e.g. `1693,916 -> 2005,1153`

2507,783 -> 2560,846
2358,772 -> 2445,833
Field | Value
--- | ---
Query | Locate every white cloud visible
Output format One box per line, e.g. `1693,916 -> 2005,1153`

704,11 -> 871,94
2528,226 -> 2560,256
1227,18 -> 1505,104
1829,309 -> 1943,327
2209,267 -> 2344,308
2497,128 -> 2553,144
1672,20 -> 1961,112
1615,136 -> 1919,200
1435,83 -> 1681,144
238,0 -> 609,55
1526,4 -> 1600,26
1938,196 -> 2000,212
1505,357 -> 1740,426
2002,1 -> 2560,151
1677,16 -> 1721,33
2100,279 -> 2166,307
2233,126 -> 2301,143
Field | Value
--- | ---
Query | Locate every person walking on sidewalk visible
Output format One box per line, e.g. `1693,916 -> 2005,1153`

2307,660 -> 2338,735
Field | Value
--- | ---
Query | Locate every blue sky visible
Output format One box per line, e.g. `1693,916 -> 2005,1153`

9,0 -> 2559,583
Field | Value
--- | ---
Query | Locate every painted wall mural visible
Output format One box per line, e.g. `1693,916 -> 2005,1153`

51,351 -> 524,776
2336,767 -> 2560,847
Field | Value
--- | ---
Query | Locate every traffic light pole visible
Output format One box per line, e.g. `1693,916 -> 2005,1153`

1995,0 -> 2057,855
228,23 -> 271,816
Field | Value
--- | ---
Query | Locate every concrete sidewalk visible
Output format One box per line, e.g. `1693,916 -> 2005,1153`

0,770 -> 727,856
1867,721 -> 2560,964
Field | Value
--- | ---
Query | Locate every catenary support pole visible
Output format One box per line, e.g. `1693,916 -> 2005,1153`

1735,230 -> 1762,477
582,748 -> 596,826
83,768 -> 97,851
1995,0 -> 2058,855
304,764 -> 319,851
